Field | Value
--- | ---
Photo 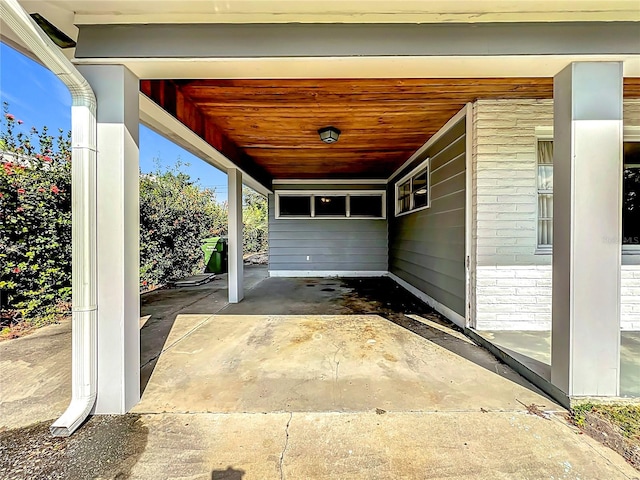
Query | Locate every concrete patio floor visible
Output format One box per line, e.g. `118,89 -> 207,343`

2,266 -> 639,479
476,330 -> 640,398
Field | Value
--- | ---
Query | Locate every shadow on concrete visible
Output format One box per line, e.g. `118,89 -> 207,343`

211,466 -> 245,480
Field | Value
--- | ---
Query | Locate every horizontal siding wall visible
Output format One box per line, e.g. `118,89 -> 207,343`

472,99 -> 640,331
388,115 -> 467,317
268,184 -> 387,272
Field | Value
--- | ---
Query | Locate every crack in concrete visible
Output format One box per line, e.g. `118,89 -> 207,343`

279,412 -> 293,480
332,344 -> 343,382
140,314 -> 215,369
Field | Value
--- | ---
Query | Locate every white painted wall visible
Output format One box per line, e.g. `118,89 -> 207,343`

471,98 -> 640,331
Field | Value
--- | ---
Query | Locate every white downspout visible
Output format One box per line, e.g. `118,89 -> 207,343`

0,0 -> 98,436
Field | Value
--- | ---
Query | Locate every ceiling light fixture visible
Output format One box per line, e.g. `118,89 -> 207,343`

318,126 -> 341,144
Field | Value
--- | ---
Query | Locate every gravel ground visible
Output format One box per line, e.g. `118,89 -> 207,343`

0,415 -> 148,480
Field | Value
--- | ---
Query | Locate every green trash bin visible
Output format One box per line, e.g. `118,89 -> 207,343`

201,237 -> 228,273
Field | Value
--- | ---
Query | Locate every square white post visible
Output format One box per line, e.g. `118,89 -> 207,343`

228,168 -> 244,303
79,65 -> 140,412
552,62 -> 623,397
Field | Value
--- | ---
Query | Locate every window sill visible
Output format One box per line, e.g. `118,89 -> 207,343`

395,205 -> 430,218
535,247 -> 640,256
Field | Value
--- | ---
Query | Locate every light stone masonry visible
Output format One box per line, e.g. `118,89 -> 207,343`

472,99 -> 640,331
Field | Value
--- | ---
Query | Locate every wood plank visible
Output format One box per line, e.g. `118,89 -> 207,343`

141,80 -> 273,189
143,77 -> 640,180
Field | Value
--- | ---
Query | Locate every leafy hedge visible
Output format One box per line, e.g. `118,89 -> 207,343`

243,187 -> 268,255
0,108 -> 72,325
1,105 -> 268,328
140,164 -> 228,289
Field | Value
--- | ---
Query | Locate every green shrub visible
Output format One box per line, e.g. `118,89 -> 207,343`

0,105 -> 72,325
139,163 -> 227,289
243,187 -> 268,254
1,102 -> 267,324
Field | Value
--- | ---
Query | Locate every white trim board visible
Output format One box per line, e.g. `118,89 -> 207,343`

269,270 -> 387,278
388,272 -> 465,328
464,102 -> 473,329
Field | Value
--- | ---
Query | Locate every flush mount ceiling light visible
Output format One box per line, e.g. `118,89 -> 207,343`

318,126 -> 341,144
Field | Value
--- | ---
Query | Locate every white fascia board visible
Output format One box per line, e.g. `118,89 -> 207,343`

72,56 -> 640,81
139,93 -> 271,196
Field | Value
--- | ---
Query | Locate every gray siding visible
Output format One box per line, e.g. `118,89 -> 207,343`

269,185 -> 387,272
388,117 -> 467,316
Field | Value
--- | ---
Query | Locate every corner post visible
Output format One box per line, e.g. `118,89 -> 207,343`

551,62 -> 623,397
78,64 -> 140,412
228,168 -> 244,303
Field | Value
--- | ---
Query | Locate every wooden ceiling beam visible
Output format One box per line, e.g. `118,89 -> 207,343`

140,80 -> 273,190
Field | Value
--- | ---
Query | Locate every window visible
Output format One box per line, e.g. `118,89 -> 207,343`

279,195 -> 312,217
536,140 -> 640,251
275,191 -> 386,219
350,195 -> 383,217
395,160 -> 430,216
314,195 -> 346,217
623,142 -> 640,247
537,141 -> 553,249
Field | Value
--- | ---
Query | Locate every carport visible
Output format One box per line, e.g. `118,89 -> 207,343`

2,0 -> 639,439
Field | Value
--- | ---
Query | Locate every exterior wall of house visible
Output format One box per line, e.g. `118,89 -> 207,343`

472,99 -> 640,331
388,115 -> 467,318
268,184 -> 388,274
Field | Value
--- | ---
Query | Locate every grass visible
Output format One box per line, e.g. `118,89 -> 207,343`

572,403 -> 640,441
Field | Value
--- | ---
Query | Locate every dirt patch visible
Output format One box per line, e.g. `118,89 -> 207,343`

0,319 -> 36,341
243,252 -> 268,265
0,415 -> 148,480
571,404 -> 640,471
1,308 -> 70,342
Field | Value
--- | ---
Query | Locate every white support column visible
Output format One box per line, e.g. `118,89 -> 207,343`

552,62 -> 623,397
228,168 -> 244,303
78,65 -> 140,413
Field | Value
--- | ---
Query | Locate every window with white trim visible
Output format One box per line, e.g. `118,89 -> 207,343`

395,159 -> 430,216
536,140 -> 640,250
275,191 -> 386,219
537,140 -> 553,249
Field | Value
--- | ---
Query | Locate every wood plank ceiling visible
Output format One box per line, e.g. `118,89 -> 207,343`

141,78 -> 640,181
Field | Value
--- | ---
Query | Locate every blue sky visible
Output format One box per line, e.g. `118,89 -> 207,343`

0,43 -> 228,201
